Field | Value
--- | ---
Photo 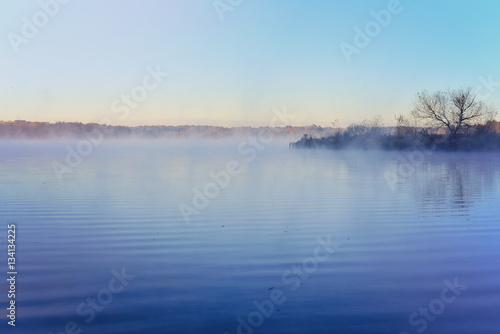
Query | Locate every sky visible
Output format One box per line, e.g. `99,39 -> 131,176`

1,0 -> 500,127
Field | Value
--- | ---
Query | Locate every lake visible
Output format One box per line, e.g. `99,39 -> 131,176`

0,139 -> 499,334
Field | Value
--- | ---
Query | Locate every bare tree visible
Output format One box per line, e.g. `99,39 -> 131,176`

411,87 -> 496,136
345,115 -> 383,136
394,113 -> 418,137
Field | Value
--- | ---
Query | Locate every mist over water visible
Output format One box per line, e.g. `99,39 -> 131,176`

1,140 -> 499,333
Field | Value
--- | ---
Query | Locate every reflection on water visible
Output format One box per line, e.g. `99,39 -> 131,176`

399,153 -> 498,216
0,140 -> 499,334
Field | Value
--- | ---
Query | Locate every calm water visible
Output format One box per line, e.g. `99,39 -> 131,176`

0,140 -> 499,334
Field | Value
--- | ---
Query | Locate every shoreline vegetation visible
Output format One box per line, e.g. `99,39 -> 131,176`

292,88 -> 500,151
290,121 -> 500,151
3,120 -> 500,151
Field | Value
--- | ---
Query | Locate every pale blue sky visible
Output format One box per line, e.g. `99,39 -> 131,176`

1,0 -> 499,126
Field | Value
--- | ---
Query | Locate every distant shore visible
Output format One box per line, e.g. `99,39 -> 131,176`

0,120 -> 335,140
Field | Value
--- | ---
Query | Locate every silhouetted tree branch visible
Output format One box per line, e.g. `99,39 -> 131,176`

411,88 -> 496,136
